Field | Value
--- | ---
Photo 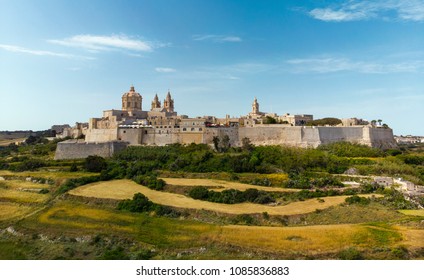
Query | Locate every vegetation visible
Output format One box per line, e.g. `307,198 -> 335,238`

188,186 -> 275,204
1,137 -> 424,260
306,117 -> 342,126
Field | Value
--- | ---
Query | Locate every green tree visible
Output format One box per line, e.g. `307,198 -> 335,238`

84,155 -> 107,172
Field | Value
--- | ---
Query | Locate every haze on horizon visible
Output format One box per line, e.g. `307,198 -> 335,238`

1,0 -> 423,136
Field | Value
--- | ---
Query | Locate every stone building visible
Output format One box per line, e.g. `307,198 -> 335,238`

55,85 -> 397,159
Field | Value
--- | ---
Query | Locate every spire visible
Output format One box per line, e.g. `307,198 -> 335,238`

130,85 -> 135,92
166,90 -> 171,99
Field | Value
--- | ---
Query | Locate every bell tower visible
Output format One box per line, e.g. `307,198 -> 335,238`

163,90 -> 174,113
151,93 -> 161,110
252,97 -> 259,115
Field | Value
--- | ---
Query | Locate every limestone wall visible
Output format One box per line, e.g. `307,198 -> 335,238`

54,140 -> 128,160
85,128 -> 118,143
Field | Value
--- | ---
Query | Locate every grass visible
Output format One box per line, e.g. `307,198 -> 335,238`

398,210 -> 424,217
161,177 -> 298,193
212,223 -> 402,255
0,180 -> 50,190
0,188 -> 49,204
0,138 -> 25,146
0,170 -> 99,180
69,179 -> 379,215
0,202 -> 34,221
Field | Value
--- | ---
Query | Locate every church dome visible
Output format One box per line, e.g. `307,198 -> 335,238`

123,85 -> 141,98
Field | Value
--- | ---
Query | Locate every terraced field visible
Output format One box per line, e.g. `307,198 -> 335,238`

69,179 -> 380,215
161,177 -> 299,192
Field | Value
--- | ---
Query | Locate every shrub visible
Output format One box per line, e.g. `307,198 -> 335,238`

345,195 -> 370,205
84,155 -> 107,172
338,247 -> 364,260
188,186 -> 210,200
117,193 -> 153,213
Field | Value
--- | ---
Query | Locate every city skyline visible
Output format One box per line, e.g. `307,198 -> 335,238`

1,0 -> 424,135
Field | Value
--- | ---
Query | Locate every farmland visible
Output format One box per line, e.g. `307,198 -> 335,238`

1,139 -> 424,259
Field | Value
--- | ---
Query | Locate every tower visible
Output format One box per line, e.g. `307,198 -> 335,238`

151,93 -> 161,110
252,97 -> 259,115
163,90 -> 174,113
122,85 -> 142,112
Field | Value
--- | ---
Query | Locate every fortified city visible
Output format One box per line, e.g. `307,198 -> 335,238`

55,85 -> 397,159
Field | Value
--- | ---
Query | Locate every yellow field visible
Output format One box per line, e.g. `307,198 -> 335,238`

0,202 -> 34,221
69,179 -> 380,215
38,202 -> 136,232
0,170 -> 98,179
0,188 -> 49,203
213,224 -> 372,253
161,177 -> 299,192
0,138 -> 25,146
0,180 -> 50,190
399,227 -> 424,248
398,210 -> 424,217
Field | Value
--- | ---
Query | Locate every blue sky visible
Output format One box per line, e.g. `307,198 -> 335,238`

1,0 -> 423,136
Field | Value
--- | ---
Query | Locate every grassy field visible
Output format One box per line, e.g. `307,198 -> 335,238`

0,138 -> 25,146
11,199 -> 419,259
0,202 -> 34,221
398,210 -> 424,217
0,179 -> 50,190
161,177 -> 299,192
69,179 -> 380,215
0,188 -> 49,204
214,223 -> 402,255
0,170 -> 98,180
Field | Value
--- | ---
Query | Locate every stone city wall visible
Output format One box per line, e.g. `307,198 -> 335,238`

54,140 -> 128,160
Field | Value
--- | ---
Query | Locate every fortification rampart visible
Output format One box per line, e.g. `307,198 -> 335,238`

54,140 -> 128,160
55,126 -> 396,159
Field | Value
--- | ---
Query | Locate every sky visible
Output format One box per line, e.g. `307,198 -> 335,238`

0,0 -> 423,136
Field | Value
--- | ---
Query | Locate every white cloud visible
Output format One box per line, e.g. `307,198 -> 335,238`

309,0 -> 424,22
0,44 -> 94,59
49,34 -> 155,52
286,57 -> 424,73
193,35 -> 242,43
155,67 -> 176,73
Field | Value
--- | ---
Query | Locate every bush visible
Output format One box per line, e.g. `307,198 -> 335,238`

84,155 -> 107,172
345,195 -> 370,205
56,175 -> 100,194
338,247 -> 364,260
188,186 -> 210,200
117,193 -> 153,212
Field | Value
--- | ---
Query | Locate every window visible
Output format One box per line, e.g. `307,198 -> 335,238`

199,128 -> 203,131
191,128 -> 195,131
144,130 -> 148,134
183,128 -> 187,131
123,131 -> 126,134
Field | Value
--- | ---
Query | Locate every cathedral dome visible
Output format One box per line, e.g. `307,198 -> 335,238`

123,86 -> 141,98
122,85 -> 142,111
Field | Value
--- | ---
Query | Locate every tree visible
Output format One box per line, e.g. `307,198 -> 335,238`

212,136 -> 220,151
263,116 -> 277,124
84,155 -> 107,172
371,120 -> 377,126
377,119 -> 382,126
241,137 -> 254,152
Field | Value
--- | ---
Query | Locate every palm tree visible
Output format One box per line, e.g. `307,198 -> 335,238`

377,119 -> 382,126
